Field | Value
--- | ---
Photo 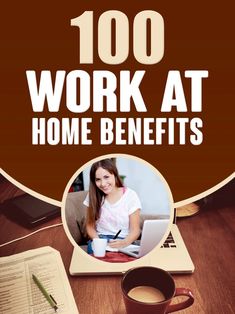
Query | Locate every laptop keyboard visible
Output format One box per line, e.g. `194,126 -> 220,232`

132,251 -> 139,254
161,232 -> 177,248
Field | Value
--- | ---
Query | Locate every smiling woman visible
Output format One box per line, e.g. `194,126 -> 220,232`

84,159 -> 141,252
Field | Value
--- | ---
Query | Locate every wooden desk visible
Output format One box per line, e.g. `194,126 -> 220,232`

0,206 -> 234,314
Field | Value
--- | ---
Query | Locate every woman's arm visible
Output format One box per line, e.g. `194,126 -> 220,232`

108,209 -> 141,248
85,206 -> 99,239
86,222 -> 99,239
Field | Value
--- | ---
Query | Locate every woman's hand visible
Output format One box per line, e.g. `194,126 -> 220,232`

108,239 -> 128,249
109,209 -> 141,249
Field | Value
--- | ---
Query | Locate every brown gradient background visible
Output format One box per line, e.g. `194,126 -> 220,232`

1,1 -> 234,202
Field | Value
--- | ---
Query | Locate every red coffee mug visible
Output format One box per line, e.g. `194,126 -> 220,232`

121,266 -> 194,313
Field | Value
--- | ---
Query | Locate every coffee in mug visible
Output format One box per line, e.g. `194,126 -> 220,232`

122,266 -> 194,314
128,285 -> 165,303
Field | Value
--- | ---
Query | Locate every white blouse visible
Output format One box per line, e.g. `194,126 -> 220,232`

83,187 -> 141,238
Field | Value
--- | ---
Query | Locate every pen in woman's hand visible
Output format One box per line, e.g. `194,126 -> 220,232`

113,229 -> 122,239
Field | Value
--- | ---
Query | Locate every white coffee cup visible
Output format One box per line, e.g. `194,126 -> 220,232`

92,238 -> 108,257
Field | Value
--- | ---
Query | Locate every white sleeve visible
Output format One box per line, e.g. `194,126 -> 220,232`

128,189 -> 141,215
83,193 -> 89,207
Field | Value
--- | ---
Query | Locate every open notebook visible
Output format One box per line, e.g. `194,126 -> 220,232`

0,246 -> 78,314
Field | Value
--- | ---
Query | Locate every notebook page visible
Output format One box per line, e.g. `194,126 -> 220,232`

0,246 -> 78,314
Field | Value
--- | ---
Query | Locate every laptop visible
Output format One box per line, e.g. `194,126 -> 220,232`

69,209 -> 194,275
119,220 -> 169,258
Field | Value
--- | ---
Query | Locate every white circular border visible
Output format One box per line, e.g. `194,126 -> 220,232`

61,153 -> 175,265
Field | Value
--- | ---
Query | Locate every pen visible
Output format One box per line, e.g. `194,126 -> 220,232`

113,229 -> 122,239
32,274 -> 58,312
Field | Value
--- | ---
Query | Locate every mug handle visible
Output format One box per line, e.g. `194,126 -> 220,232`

166,288 -> 194,313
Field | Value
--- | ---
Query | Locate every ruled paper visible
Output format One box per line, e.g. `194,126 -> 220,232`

0,247 -> 79,314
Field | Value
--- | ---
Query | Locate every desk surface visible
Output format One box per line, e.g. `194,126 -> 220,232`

0,206 -> 234,314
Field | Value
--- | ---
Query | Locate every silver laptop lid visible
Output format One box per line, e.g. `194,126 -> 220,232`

139,219 -> 170,257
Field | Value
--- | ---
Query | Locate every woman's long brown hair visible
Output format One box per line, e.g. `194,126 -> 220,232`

86,159 -> 123,226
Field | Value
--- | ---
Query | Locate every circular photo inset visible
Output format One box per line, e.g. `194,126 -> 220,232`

62,154 -> 174,265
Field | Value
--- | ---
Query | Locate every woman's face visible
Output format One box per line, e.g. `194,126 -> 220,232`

95,167 -> 116,194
